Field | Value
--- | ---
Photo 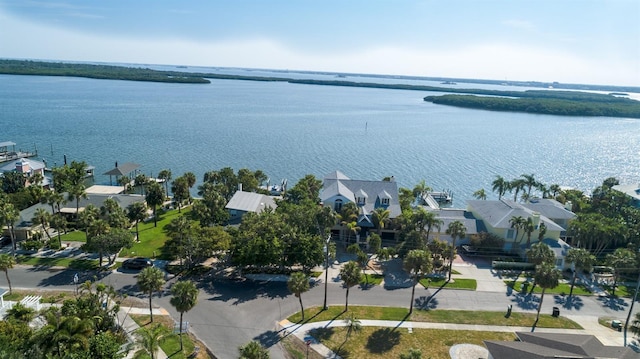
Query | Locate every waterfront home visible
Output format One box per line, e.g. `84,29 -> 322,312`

424,208 -> 482,244
485,332 -> 635,359
0,158 -> 51,188
225,190 -> 277,225
320,170 -> 401,242
612,183 -> 640,208
466,199 -> 574,267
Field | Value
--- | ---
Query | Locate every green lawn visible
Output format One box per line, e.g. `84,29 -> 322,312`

130,314 -> 202,359
120,209 -> 187,259
312,327 -> 515,359
602,284 -> 637,298
420,277 -> 477,290
57,230 -> 88,243
505,280 -> 592,296
288,306 -> 581,329
17,255 -> 98,270
360,274 -> 384,286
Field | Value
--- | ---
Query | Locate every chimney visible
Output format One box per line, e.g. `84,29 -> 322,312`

238,183 -> 243,192
532,212 -> 541,229
564,201 -> 573,211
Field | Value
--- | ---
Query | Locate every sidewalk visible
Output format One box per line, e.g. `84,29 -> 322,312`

118,306 -> 171,359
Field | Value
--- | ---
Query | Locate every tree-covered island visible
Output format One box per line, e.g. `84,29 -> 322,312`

2,59 -> 640,118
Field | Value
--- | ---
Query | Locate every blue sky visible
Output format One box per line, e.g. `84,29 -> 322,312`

1,0 -> 638,86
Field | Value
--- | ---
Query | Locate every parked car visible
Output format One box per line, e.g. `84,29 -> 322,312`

122,257 -> 153,270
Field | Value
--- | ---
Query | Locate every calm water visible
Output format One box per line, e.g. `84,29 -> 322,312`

1,73 -> 639,206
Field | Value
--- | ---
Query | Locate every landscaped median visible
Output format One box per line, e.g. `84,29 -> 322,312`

16,255 -> 99,270
285,306 -> 581,358
130,314 -> 209,359
420,277 -> 478,290
505,279 -> 592,296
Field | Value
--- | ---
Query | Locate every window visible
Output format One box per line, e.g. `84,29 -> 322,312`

506,229 -> 515,239
381,198 -> 390,205
334,199 -> 343,212
357,197 -> 365,205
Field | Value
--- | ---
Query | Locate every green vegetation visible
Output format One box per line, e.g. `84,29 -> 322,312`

312,326 -> 514,359
120,209 -> 184,258
361,273 -> 384,285
421,277 -> 478,290
505,280 -> 592,296
130,315 -> 202,359
423,93 -> 640,118
58,230 -> 88,243
0,59 -> 210,83
288,306 -> 581,329
16,255 -> 99,269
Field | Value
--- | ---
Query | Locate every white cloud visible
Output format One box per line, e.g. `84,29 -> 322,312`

502,19 -> 535,31
1,9 -> 637,86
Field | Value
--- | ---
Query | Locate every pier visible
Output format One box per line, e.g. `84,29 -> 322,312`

0,141 -> 37,164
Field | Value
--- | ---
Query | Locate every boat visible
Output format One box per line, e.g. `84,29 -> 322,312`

0,141 -> 37,164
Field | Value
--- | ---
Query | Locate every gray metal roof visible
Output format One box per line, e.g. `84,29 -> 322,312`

467,199 -> 565,232
225,191 -> 277,214
320,173 -> 402,218
613,183 -> 640,201
103,162 -> 140,176
0,158 -> 46,172
522,198 -> 576,221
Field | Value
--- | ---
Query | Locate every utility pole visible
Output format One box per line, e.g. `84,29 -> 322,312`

323,235 -> 331,310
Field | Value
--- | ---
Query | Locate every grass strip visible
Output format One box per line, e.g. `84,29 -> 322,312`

130,314 -> 204,359
17,255 -> 98,270
288,306 -> 581,329
505,280 -> 592,296
420,277 -> 477,290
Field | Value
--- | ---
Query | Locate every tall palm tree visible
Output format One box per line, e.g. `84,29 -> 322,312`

472,188 -> 487,200
403,249 -> 433,314
32,208 -> 52,241
565,248 -> 595,300
549,184 -> 562,199
0,199 -> 19,256
423,211 -> 443,244
127,202 -> 147,241
340,261 -> 362,311
526,242 -> 555,294
345,221 -> 360,244
170,280 -> 199,351
534,263 -> 560,326
491,175 -> 508,200
446,220 -> 466,281
67,183 -> 87,220
183,172 -> 197,191
145,182 -> 165,227
606,248 -> 636,297
523,217 -> 535,248
50,213 -> 67,248
137,323 -> 168,359
54,316 -> 94,353
509,178 -> 525,202
509,216 -> 525,250
137,266 -> 165,323
372,207 -> 390,236
157,169 -> 172,196
287,272 -> 310,321
521,173 -> 538,198
412,180 -> 432,203
0,254 -> 16,294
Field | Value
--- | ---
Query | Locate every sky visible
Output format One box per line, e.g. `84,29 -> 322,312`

1,0 -> 639,86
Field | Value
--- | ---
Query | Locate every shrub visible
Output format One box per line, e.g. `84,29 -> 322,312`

20,240 -> 44,251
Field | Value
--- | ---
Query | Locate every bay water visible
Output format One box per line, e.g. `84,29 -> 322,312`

1,72 -> 639,206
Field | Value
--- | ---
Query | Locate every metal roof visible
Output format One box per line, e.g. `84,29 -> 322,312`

225,191 -> 277,214
103,162 -> 140,176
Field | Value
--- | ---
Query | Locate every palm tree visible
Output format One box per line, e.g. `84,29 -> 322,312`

127,202 -> 147,241
403,249 -> 433,314
67,183 -> 87,220
606,248 -> 636,296
117,175 -> 131,192
238,340 -> 270,359
0,254 -> 16,294
54,316 -> 94,352
137,323 -> 168,359
534,263 -> 560,326
183,172 -> 197,190
137,266 -> 165,323
521,173 -> 538,198
170,280 -> 199,351
287,272 -> 310,321
631,311 -> 640,341
565,248 -> 595,300
372,207 -> 390,236
412,180 -> 432,203
145,182 -> 165,227
509,178 -> 525,202
32,208 -> 53,242
549,184 -> 562,199
0,199 -> 19,256
526,242 -> 555,294
446,220 -> 466,281
523,217 -> 535,248
157,169 -> 172,196
340,261 -> 362,311
509,216 -> 525,250
400,348 -> 423,359
423,210 -> 443,244
50,213 -> 67,248
345,221 -> 360,244
344,313 -> 361,340
472,188 -> 487,200
491,175 -> 508,200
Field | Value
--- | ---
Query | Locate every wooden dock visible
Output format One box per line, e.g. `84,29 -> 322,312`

0,141 -> 37,164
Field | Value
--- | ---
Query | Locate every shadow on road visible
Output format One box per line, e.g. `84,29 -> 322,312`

554,295 -> 584,310
510,293 -> 539,310
597,295 -> 628,311
201,278 -> 289,306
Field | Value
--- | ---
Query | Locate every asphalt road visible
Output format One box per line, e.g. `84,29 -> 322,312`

7,265 -> 637,359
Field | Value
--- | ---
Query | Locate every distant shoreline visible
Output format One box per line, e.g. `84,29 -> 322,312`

2,59 -> 639,119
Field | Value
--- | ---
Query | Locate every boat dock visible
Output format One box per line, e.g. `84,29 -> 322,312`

0,141 -> 37,164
